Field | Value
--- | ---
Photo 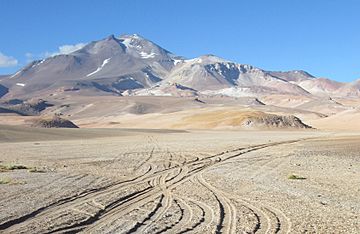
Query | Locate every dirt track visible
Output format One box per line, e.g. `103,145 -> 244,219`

0,128 -> 359,233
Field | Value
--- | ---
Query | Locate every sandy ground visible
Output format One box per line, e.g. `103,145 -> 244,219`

0,126 -> 359,233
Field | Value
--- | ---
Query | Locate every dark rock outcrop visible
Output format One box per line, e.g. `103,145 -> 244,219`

30,116 -> 79,128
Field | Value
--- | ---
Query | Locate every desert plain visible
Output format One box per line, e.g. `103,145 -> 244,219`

0,124 -> 359,234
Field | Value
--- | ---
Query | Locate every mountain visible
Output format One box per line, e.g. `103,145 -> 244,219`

2,33 -> 360,131
337,79 -> 360,97
164,55 -> 311,97
0,33 -> 358,100
267,70 -> 315,82
0,34 -> 180,98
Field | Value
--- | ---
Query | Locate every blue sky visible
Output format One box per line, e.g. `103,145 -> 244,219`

0,0 -> 359,82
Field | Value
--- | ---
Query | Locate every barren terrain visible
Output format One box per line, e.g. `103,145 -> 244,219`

1,11 -> 360,234
2,94 -> 360,131
0,125 -> 359,233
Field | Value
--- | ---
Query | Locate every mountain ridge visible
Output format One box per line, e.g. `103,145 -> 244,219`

0,34 -> 358,100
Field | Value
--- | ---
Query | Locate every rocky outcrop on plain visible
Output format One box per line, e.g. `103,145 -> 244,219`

241,114 -> 312,129
30,116 -> 79,128
0,99 -> 52,116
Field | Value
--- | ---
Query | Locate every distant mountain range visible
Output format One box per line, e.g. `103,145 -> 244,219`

1,34 -> 359,99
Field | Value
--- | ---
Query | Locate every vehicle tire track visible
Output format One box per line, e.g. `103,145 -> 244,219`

1,138 -> 309,233
196,174 -> 237,234
125,195 -> 165,234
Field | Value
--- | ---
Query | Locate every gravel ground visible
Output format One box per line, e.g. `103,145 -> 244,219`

0,127 -> 359,233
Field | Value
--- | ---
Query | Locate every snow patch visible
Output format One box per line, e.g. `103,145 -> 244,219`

10,70 -> 22,78
122,38 -> 133,48
201,87 -> 254,97
186,58 -> 203,63
86,58 -> 111,77
121,35 -> 143,49
140,51 -> 156,59
173,59 -> 183,65
136,89 -> 172,96
10,59 -> 46,79
16,83 -> 26,87
31,59 -> 46,69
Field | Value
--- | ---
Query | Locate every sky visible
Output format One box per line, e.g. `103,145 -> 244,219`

0,0 -> 359,82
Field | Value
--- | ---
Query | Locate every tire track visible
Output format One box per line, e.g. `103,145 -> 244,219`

151,198 -> 184,234
196,174 -> 237,234
177,198 -> 215,233
168,196 -> 193,233
139,175 -> 173,233
125,195 -> 165,234
2,138 -> 307,233
1,153 -> 155,232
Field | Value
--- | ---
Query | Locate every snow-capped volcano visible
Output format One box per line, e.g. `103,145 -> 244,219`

0,34 -> 358,99
0,34 -> 179,98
